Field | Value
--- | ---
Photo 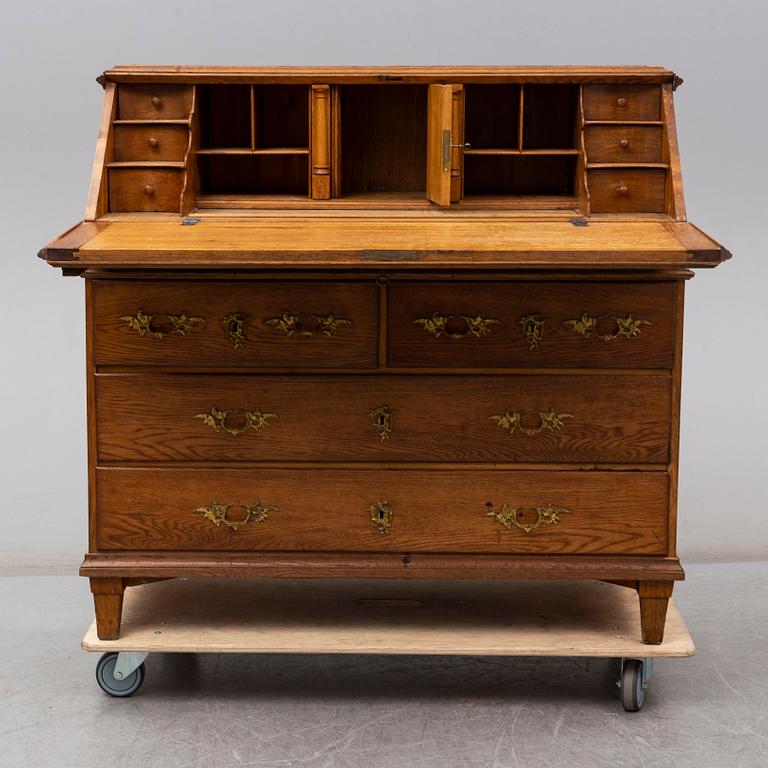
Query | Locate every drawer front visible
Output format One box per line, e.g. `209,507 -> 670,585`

114,124 -> 189,162
96,468 -> 669,555
118,84 -> 193,120
92,280 -> 378,368
584,125 -> 663,163
388,282 -> 676,369
108,168 -> 183,212
582,85 -> 661,121
588,168 -> 667,213
96,374 -> 672,464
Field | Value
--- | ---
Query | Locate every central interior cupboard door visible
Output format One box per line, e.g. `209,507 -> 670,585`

426,84 -> 463,206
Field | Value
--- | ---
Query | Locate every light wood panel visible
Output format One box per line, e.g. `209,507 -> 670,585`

82,578 -> 694,657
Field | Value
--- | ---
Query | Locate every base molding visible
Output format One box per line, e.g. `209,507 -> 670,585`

80,552 -> 685,582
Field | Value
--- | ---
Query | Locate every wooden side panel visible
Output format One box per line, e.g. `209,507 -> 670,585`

180,85 -> 199,215
310,85 -> 332,199
426,84 -> 453,206
450,86 -> 465,203
85,82 -> 116,220
95,468 -> 669,555
661,83 -> 686,220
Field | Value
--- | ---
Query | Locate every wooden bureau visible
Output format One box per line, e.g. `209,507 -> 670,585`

39,66 -> 730,644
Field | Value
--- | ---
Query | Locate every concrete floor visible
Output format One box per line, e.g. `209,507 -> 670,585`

1,563 -> 766,768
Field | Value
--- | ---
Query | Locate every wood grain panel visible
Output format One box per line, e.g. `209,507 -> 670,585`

388,281 -> 676,368
118,84 -> 193,119
96,468 -> 669,555
114,124 -> 189,162
584,125 -> 663,163
582,85 -> 660,121
96,373 -> 672,464
588,168 -> 667,214
92,279 -> 378,368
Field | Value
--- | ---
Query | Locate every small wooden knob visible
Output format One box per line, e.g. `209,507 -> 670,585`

143,185 -> 155,196
616,184 -> 629,196
616,97 -> 627,107
148,137 -> 159,148
619,138 -> 630,149
151,96 -> 161,107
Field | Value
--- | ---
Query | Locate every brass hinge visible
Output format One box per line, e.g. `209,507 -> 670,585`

442,129 -> 451,172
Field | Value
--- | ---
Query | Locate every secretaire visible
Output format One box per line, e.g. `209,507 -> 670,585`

39,66 -> 730,644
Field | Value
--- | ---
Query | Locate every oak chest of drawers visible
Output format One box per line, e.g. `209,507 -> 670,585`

40,66 -> 730,644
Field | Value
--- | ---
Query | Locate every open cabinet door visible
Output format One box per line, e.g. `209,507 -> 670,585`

427,84 -> 462,206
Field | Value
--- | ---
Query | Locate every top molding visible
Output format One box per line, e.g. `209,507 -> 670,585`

99,65 -> 680,87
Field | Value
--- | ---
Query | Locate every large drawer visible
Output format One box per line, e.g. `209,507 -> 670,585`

92,280 -> 379,368
388,282 -> 676,369
96,373 -> 672,464
96,468 -> 669,555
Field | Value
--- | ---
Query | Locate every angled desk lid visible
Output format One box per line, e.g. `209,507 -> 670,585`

40,217 -> 730,270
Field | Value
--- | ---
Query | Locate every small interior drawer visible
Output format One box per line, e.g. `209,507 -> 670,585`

584,125 -> 663,163
118,84 -> 193,120
108,168 -> 183,212
588,168 -> 667,213
583,85 -> 661,121
114,124 -> 189,162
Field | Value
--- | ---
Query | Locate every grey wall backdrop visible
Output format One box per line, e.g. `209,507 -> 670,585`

1,0 -> 765,568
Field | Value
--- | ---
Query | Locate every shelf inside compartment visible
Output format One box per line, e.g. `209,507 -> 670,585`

463,154 -> 578,197
197,154 -> 309,196
340,85 -> 428,195
198,84 -> 309,150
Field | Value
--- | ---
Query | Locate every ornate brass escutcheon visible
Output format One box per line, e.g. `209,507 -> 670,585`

264,312 -> 352,338
519,314 -> 545,350
195,500 -> 277,531
120,308 -> 206,339
563,312 -> 650,342
221,312 -> 247,349
490,409 -> 573,437
195,406 -> 277,437
486,502 -> 570,534
369,405 -> 394,441
413,313 -> 500,340
370,500 -> 394,534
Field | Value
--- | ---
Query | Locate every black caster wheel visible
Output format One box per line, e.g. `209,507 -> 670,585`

95,652 -> 145,697
620,658 -> 647,712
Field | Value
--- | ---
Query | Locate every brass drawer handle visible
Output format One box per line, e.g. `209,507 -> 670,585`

486,502 -> 570,534
519,314 -> 545,350
563,312 -> 650,342
490,409 -> 573,436
195,406 -> 277,436
369,405 -> 394,442
221,312 -> 247,349
370,500 -> 394,534
195,500 -> 276,531
414,313 -> 500,340
119,308 -> 205,339
265,312 -> 352,338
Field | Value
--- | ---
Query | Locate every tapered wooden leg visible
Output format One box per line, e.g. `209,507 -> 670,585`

90,577 -> 125,640
637,580 -> 674,645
